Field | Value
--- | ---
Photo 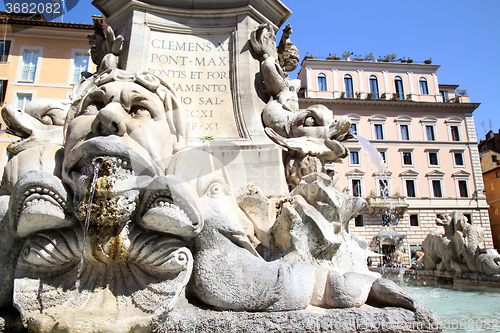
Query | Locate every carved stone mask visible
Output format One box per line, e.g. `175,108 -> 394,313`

62,70 -> 186,218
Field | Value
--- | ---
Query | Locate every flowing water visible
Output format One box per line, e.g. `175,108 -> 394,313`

353,134 -> 388,175
75,157 -> 103,290
353,134 -> 396,224
402,283 -> 500,332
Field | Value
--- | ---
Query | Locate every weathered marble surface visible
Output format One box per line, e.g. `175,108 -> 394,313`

0,1 -> 442,332
155,305 -> 442,333
0,305 -> 442,333
416,211 -> 500,276
1,70 -> 196,333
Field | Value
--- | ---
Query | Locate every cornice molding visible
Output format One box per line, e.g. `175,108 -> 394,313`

299,97 -> 480,111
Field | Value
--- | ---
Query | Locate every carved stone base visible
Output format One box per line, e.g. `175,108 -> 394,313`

0,304 -> 442,333
155,305 -> 442,333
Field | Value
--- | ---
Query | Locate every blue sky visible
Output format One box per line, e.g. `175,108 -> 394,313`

2,0 -> 498,139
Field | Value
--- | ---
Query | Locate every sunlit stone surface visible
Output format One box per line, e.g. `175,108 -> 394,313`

0,1 -> 442,332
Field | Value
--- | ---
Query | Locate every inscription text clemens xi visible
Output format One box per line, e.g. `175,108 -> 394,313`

148,32 -> 239,138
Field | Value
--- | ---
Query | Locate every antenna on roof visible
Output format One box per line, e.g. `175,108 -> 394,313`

61,0 -> 67,22
51,0 -> 55,21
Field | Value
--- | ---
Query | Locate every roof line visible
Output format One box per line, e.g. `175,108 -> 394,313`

299,98 -> 480,110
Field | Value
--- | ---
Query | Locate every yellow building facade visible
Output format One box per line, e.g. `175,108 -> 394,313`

479,132 -> 500,251
0,11 -> 94,167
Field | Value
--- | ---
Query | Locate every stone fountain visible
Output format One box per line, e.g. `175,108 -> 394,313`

0,1 -> 441,332
408,210 -> 500,286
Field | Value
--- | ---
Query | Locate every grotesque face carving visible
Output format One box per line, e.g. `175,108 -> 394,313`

62,70 -> 185,224
264,104 -> 351,164
7,70 -> 192,332
289,105 -> 336,139
166,149 -> 257,255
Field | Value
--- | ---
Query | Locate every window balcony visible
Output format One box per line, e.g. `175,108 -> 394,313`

19,66 -> 36,82
301,90 -> 470,104
365,195 -> 409,218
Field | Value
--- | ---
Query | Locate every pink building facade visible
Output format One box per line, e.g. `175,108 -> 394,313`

298,58 -> 492,264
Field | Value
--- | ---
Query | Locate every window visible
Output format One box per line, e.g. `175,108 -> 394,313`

344,74 -> 353,98
394,76 -> 404,99
352,179 -> 362,197
454,152 -> 464,166
369,75 -> 379,98
458,180 -> 468,198
350,123 -> 357,135
382,215 -> 391,226
379,179 -> 389,196
396,116 -> 412,140
401,170 -> 419,198
400,124 -> 409,140
0,80 -> 7,104
21,50 -> 39,82
419,77 -> 429,95
432,180 -> 443,198
493,155 -> 498,162
464,214 -> 472,224
440,90 -> 449,102
350,151 -> 360,165
428,152 -> 439,166
16,93 -> 32,111
72,53 -> 90,83
402,152 -> 413,165
0,40 -> 11,63
374,124 -> 384,139
410,214 -> 419,226
379,151 -> 386,164
422,116 -> 438,141
445,117 -> 462,142
450,126 -> 460,141
406,179 -> 416,197
355,215 -> 364,227
370,115 -> 386,140
426,125 -> 435,141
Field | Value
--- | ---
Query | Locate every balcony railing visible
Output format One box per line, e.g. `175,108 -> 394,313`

303,55 -> 433,65
20,66 -> 36,82
365,195 -> 409,218
302,90 -> 470,103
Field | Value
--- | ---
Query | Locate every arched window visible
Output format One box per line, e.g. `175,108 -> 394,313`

394,76 -> 404,100
344,74 -> 353,98
369,75 -> 379,98
419,77 -> 429,95
317,73 -> 327,91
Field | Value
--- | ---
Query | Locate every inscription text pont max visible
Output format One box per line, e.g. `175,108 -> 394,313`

147,32 -> 238,138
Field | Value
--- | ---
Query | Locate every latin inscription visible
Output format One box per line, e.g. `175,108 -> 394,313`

148,32 -> 238,138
